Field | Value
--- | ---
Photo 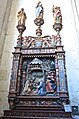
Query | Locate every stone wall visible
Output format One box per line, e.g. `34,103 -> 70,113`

0,0 -> 11,116
68,0 -> 79,112
0,0 -> 12,64
0,0 -> 19,116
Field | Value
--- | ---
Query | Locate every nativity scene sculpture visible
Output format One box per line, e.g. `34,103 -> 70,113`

3,2 -> 72,119
21,58 -> 56,96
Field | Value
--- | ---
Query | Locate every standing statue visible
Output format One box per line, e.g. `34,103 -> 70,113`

35,1 -> 44,19
17,8 -> 27,25
22,80 -> 31,95
46,71 -> 56,90
52,5 -> 62,24
37,78 -> 46,96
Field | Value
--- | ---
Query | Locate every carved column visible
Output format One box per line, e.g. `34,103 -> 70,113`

8,8 -> 27,108
8,53 -> 21,109
55,55 -> 60,93
55,46 -> 69,102
56,46 -> 67,92
16,56 -> 22,95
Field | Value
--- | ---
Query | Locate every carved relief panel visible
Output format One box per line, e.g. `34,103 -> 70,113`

20,57 -> 57,96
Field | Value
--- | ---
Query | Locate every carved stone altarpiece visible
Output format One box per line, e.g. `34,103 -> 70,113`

2,3 -> 72,119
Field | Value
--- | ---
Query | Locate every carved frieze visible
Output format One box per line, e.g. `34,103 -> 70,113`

22,36 -> 56,48
21,48 -> 55,54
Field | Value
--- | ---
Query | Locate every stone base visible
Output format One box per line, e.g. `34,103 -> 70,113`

1,110 -> 72,119
1,96 -> 72,119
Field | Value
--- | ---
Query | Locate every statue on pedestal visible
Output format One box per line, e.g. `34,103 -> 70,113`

17,8 -> 27,25
35,1 -> 44,19
52,5 -> 62,24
